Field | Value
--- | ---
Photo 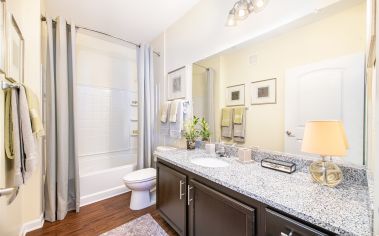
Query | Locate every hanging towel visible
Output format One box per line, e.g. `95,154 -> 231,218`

19,86 -> 38,181
10,89 -> 24,186
5,89 -> 15,159
233,107 -> 245,124
169,100 -> 180,122
160,101 -> 171,123
160,102 -> 171,136
221,108 -> 233,138
182,100 -> 191,122
25,86 -> 45,137
233,107 -> 246,143
170,100 -> 184,138
221,108 -> 232,127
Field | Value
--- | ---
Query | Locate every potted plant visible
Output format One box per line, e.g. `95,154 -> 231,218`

199,118 -> 211,142
184,116 -> 200,150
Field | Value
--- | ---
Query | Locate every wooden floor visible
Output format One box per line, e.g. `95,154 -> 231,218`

28,192 -> 177,236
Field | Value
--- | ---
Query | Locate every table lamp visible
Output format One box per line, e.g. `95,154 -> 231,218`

301,120 -> 349,187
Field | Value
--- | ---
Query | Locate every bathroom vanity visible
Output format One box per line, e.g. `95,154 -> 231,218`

155,149 -> 372,236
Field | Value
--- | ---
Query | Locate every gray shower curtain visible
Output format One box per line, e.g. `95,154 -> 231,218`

43,17 -> 80,222
137,45 -> 155,169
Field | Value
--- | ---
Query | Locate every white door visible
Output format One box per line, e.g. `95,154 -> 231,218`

0,76 -> 23,236
284,53 -> 364,165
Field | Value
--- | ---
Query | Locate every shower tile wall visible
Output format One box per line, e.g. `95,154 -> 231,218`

77,86 -> 138,157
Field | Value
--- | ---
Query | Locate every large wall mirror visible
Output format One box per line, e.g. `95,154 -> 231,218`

192,1 -> 367,165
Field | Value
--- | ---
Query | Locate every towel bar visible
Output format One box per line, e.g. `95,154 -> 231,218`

1,80 -> 20,90
0,186 -> 20,205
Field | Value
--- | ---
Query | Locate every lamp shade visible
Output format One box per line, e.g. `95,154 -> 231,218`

301,121 -> 349,157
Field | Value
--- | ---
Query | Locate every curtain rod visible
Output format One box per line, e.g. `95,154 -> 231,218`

41,16 -> 160,57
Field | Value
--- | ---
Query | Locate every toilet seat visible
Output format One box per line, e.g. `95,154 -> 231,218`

123,168 -> 156,184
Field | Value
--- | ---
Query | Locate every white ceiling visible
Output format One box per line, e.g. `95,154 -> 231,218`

45,0 -> 201,44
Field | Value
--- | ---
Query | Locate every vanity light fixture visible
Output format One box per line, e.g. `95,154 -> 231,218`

225,0 -> 269,26
301,121 -> 348,187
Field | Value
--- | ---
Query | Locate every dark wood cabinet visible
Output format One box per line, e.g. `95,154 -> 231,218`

157,159 -> 333,236
265,208 -> 328,236
157,163 -> 187,235
188,179 -> 255,236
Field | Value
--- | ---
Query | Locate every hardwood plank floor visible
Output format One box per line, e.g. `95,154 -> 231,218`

28,192 -> 178,236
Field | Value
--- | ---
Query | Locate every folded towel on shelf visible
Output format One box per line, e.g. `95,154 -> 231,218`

233,107 -> 246,143
160,101 -> 171,123
25,86 -> 45,137
19,86 -> 38,181
221,108 -> 232,127
170,100 -> 184,138
221,108 -> 233,138
169,100 -> 180,122
233,107 -> 245,124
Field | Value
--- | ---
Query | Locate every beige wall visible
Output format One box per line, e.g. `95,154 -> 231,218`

0,0 -> 43,235
205,2 -> 366,151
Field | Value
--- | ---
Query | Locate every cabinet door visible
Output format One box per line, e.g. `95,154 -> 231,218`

188,179 -> 255,236
265,209 -> 329,236
157,163 -> 187,235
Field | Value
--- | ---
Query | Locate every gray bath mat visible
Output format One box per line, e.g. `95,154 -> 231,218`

100,214 -> 168,236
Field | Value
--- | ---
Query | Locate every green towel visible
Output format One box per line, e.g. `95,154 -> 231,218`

221,108 -> 232,127
233,107 -> 245,124
25,86 -> 45,137
4,89 -> 14,159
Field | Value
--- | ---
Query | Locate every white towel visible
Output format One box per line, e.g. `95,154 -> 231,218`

170,100 -> 184,138
169,100 -> 180,122
19,86 -> 38,181
160,103 -> 171,136
160,101 -> 171,123
10,89 -> 24,186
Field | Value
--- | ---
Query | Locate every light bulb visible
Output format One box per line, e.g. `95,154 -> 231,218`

252,0 -> 269,12
256,0 -> 264,7
235,0 -> 249,20
225,10 -> 237,27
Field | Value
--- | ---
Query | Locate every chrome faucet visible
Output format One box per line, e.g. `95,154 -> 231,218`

216,144 -> 226,157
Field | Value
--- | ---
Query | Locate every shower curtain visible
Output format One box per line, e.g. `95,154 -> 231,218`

43,17 -> 80,221
137,45 -> 155,169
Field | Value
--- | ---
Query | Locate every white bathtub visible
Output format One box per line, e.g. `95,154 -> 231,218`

79,151 -> 137,206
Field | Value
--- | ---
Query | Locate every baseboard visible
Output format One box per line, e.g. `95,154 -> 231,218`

80,185 -> 130,207
19,213 -> 44,236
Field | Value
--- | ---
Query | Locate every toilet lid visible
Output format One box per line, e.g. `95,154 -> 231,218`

123,168 -> 156,183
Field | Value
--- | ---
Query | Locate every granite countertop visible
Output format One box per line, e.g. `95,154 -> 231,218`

155,149 -> 372,236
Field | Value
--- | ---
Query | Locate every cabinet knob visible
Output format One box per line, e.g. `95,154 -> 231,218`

179,180 -> 185,200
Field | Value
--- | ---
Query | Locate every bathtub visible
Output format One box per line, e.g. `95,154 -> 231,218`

79,151 -> 137,206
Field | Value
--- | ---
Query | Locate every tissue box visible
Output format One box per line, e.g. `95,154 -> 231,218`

238,148 -> 252,162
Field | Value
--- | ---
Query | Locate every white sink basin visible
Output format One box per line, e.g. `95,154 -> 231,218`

191,158 -> 229,168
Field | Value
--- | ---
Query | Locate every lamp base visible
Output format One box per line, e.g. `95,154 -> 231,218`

309,158 -> 343,187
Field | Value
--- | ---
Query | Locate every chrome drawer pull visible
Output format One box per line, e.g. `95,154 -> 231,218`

281,231 -> 293,236
187,185 -> 193,205
179,180 -> 185,200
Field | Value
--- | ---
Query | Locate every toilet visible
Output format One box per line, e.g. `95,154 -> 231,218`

123,168 -> 156,210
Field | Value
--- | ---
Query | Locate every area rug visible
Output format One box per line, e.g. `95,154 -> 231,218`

100,214 -> 168,236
